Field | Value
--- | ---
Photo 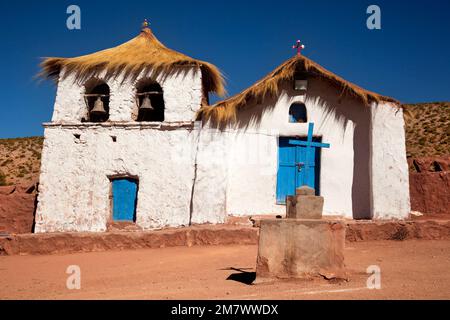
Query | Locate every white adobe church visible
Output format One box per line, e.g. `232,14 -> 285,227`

34,22 -> 410,233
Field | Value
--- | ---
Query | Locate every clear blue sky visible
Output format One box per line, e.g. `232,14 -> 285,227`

0,0 -> 449,138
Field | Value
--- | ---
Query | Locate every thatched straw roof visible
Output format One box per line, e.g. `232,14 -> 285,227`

40,25 -> 225,96
197,55 -> 398,123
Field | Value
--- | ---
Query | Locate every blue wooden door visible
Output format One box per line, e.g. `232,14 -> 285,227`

112,178 -> 138,222
276,137 -> 321,204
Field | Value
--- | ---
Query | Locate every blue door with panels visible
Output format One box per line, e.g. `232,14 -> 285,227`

276,137 -> 322,204
112,178 -> 138,222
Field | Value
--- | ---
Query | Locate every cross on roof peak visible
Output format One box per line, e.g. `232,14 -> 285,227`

292,39 -> 305,56
142,19 -> 150,30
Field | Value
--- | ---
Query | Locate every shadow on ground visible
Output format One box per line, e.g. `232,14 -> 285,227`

223,267 -> 256,285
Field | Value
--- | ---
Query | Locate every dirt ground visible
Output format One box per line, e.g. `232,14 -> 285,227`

0,240 -> 449,300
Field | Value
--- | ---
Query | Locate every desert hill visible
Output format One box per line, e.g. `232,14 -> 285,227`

403,102 -> 450,158
0,137 -> 43,186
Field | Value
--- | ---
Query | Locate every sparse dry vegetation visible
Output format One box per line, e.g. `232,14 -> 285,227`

0,137 -> 43,185
403,102 -> 450,158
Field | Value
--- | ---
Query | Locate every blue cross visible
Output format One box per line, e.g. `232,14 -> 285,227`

287,122 -> 330,187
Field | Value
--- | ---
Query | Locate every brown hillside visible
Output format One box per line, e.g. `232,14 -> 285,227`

0,137 -> 43,186
403,102 -> 450,158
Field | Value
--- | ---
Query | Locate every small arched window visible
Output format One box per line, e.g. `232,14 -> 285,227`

135,79 -> 164,122
289,103 -> 307,123
83,79 -> 110,123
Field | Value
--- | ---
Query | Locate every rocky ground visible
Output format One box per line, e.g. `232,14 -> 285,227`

0,240 -> 449,299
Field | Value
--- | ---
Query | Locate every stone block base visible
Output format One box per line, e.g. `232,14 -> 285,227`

286,195 -> 324,219
255,219 -> 347,282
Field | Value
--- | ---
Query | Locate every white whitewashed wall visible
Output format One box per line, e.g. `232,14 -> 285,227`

35,67 -> 203,232
36,67 -> 410,233
35,125 -> 197,232
370,102 -> 410,219
195,78 -> 385,220
51,67 -> 203,123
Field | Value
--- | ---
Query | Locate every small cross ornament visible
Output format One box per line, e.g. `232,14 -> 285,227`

142,19 -> 150,29
292,40 -> 305,56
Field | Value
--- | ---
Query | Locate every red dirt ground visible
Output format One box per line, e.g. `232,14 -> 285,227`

0,240 -> 449,300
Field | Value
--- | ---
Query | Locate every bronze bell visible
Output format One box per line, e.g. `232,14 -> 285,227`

90,96 -> 106,115
140,95 -> 154,111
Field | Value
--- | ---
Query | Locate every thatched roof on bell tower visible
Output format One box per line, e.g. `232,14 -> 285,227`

40,22 -> 225,96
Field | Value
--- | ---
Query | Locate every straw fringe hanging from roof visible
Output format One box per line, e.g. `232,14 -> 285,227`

40,27 -> 225,96
197,55 -> 398,124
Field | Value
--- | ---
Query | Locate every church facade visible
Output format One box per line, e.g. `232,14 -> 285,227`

34,24 -> 410,233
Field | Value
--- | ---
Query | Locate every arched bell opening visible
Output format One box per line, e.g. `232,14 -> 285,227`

289,103 -> 307,123
135,79 -> 164,122
83,79 -> 110,123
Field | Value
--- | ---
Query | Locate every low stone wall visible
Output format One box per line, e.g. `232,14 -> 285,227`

345,219 -> 450,241
0,225 -> 258,255
408,155 -> 450,215
1,220 -> 449,256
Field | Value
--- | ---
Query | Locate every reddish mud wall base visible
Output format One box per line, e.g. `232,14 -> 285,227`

0,184 -> 37,234
0,225 -> 258,256
408,156 -> 450,215
1,220 -> 449,256
345,220 -> 450,241
409,172 -> 449,214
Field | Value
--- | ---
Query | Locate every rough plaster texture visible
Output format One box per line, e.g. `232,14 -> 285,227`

52,67 -> 203,123
191,128 -> 228,225
202,78 -> 370,219
37,69 -> 410,232
36,122 -> 231,232
255,219 -> 347,281
35,124 -> 197,232
370,102 -> 411,219
36,66 -> 207,232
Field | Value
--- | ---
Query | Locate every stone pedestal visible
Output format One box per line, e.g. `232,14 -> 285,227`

255,219 -> 346,281
286,186 -> 324,220
255,186 -> 347,282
